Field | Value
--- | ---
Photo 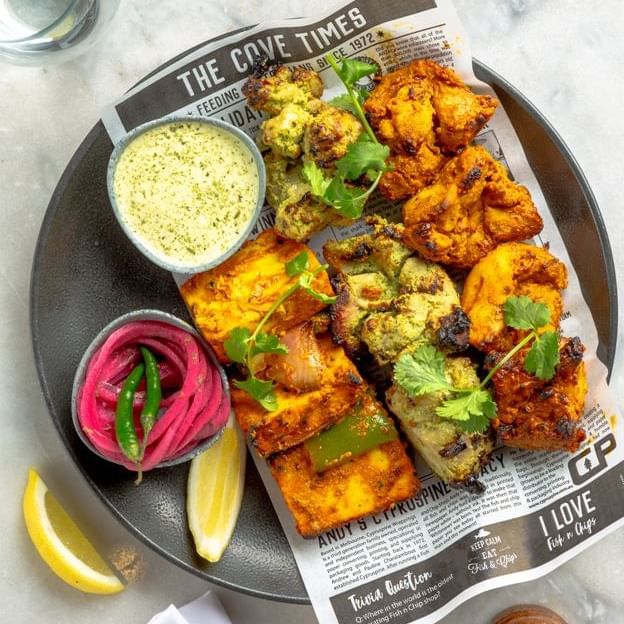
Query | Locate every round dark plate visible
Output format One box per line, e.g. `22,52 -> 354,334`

30,57 -> 617,604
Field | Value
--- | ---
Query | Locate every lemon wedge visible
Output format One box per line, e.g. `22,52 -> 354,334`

187,413 -> 246,562
23,468 -> 124,594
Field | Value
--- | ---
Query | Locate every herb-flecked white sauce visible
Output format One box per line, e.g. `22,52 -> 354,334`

113,121 -> 259,268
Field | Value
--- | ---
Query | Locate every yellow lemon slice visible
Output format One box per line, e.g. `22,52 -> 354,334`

23,468 -> 124,594
187,413 -> 246,562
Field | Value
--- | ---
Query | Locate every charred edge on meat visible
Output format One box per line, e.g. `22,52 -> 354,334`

437,306 -> 470,352
438,438 -> 468,459
460,166 -> 482,191
456,475 -> 486,495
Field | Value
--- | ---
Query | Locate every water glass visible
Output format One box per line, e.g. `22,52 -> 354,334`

0,0 -> 119,65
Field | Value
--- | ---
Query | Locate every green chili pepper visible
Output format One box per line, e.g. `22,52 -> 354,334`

304,399 -> 398,473
139,346 -> 162,460
115,363 -> 145,467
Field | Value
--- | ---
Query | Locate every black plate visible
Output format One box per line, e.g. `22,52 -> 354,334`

30,59 -> 617,604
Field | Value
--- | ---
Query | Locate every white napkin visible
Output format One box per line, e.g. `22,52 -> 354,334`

147,590 -> 232,624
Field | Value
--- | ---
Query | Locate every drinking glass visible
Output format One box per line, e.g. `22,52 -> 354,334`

0,0 -> 120,65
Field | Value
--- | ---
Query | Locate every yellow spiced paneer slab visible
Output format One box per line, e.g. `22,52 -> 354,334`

180,228 -> 334,363
231,333 -> 364,456
269,439 -> 419,537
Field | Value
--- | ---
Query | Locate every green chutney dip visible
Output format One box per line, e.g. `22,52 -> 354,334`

112,120 -> 259,270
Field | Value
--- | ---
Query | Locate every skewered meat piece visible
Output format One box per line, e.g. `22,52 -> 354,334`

387,355 -> 493,489
243,64 -> 323,116
244,62 -> 364,241
487,337 -> 587,452
264,153 -> 345,242
324,217 -> 469,364
461,241 -> 567,352
402,145 -> 544,269
364,59 -> 498,200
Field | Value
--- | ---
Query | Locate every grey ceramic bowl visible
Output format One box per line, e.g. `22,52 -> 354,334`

71,309 -> 229,469
106,115 -> 266,274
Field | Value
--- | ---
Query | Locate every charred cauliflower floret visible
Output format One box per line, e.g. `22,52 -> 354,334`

303,105 -> 363,170
323,217 -> 469,363
387,356 -> 493,488
243,64 -> 323,116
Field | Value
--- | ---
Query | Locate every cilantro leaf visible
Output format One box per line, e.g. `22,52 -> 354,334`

336,138 -> 390,181
394,346 -> 453,396
285,251 -> 309,277
524,330 -> 560,380
302,160 -> 331,196
436,389 -> 496,434
354,86 -> 370,103
323,177 -> 368,218
504,295 -> 550,331
234,376 -> 278,411
329,93 -> 357,115
298,272 -> 337,304
330,88 -> 370,115
336,58 -> 377,85
302,285 -> 337,304
250,332 -> 289,358
224,327 -> 251,364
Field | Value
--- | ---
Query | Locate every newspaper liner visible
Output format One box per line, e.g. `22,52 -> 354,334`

101,1 -> 624,622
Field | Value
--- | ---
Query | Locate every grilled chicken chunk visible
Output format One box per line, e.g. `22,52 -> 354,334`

244,62 -> 363,241
264,153 -> 343,242
270,437 -> 418,537
402,145 -> 544,269
242,63 -> 323,116
324,217 -> 469,364
180,229 -> 334,363
461,241 -> 567,352
386,356 -> 493,489
487,337 -> 587,452
364,59 -> 498,200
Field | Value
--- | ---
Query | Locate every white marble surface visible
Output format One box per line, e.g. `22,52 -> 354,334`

1,1 -> 623,622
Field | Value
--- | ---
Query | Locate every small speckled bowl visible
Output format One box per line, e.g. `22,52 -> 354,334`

106,115 -> 266,274
71,309 -> 230,469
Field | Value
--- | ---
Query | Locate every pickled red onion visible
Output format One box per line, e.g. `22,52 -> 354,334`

76,320 -> 229,472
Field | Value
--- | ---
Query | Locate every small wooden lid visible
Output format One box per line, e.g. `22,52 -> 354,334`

493,605 -> 567,624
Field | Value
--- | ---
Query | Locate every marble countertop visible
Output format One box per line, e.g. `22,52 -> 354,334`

2,1 -> 623,622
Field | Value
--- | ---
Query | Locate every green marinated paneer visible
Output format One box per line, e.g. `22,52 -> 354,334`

324,217 -> 469,363
386,356 -> 493,488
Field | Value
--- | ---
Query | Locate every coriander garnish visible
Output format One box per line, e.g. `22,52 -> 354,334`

302,55 -> 390,219
394,296 -> 561,433
224,251 -> 336,411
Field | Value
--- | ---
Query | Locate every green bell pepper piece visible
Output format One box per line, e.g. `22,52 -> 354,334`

304,399 -> 398,473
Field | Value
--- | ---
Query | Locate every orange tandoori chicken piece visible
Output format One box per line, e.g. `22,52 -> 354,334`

461,242 -> 568,352
364,59 -> 498,200
487,337 -> 587,452
402,146 -> 544,268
